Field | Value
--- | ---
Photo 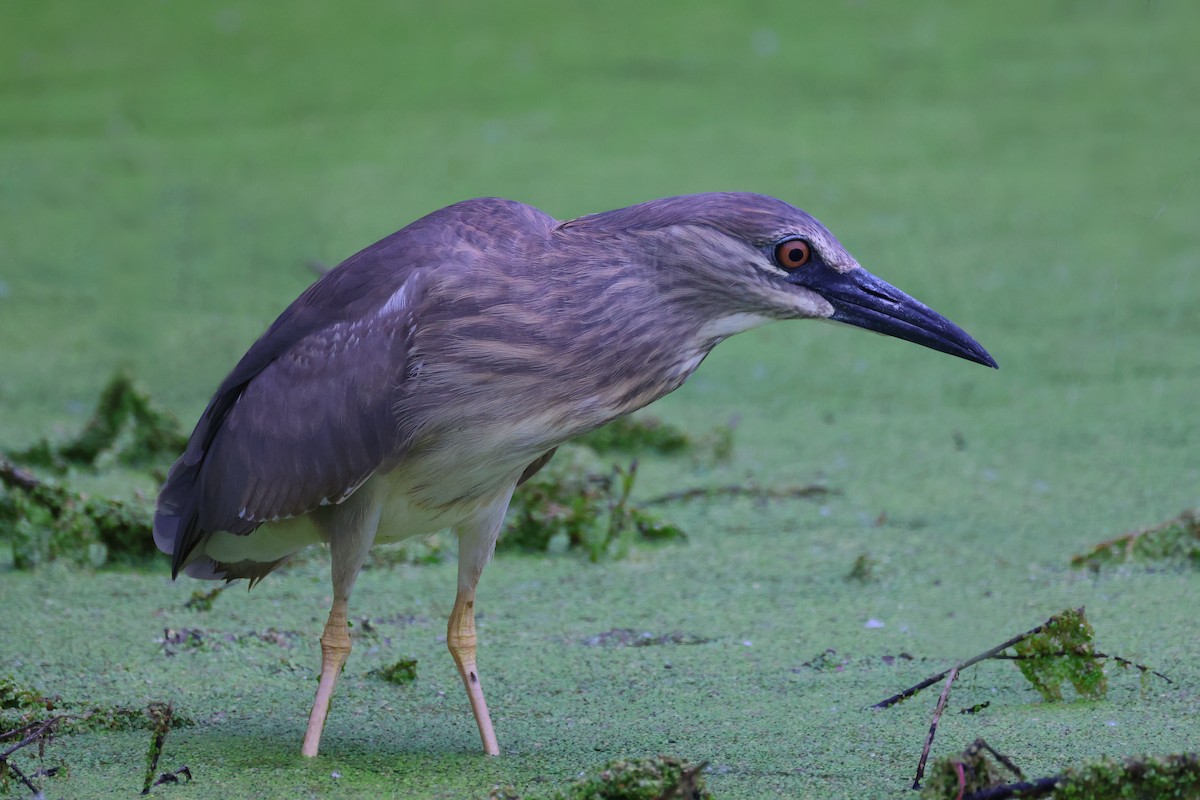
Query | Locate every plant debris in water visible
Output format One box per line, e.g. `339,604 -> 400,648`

576,414 -> 734,464
1010,607 -> 1106,702
549,755 -> 712,800
920,739 -> 1200,800
2,676 -> 194,736
577,416 -> 694,456
0,715 -> 62,797
6,370 -> 187,472
501,447 -> 685,561
370,659 -> 418,685
845,552 -> 877,582
183,586 -> 225,612
1071,509 -> 1200,569
582,629 -> 712,647
873,608 -> 1129,710
140,702 -> 173,795
0,459 -> 156,568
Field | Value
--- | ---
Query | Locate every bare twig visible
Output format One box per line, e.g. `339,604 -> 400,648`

1,758 -> 44,798
0,716 -> 59,799
150,765 -> 192,789
1,717 -> 59,760
0,458 -> 41,492
913,667 -> 958,789
989,651 -> 1171,684
871,610 -> 1080,709
642,483 -> 833,507
962,776 -> 1060,799
141,702 -> 174,795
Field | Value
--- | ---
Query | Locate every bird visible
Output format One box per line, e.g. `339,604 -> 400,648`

153,192 -> 996,758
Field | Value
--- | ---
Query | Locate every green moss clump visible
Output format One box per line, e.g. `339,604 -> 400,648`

1072,510 -> 1200,569
920,751 -> 1200,800
501,447 -> 684,561
548,756 -> 712,800
1013,608 -> 1106,702
1055,753 -> 1200,799
371,659 -> 418,685
0,675 -> 56,714
1,675 -> 192,735
845,553 -> 877,582
0,464 -> 155,568
184,586 -> 225,612
919,744 -> 1012,799
7,370 -> 187,471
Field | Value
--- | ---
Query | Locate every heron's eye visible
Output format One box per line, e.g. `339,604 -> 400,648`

774,239 -> 812,270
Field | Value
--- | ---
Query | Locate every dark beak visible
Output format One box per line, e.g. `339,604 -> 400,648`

793,264 -> 997,368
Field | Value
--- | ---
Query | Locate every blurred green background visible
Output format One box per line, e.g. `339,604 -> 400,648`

2,2 -> 1198,798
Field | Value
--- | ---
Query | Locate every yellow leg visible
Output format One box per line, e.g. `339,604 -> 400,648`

448,588 -> 499,756
301,598 -> 351,757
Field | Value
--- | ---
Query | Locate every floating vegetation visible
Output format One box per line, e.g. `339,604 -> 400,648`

799,649 -> 847,672
874,610 -> 1175,795
1,675 -> 192,736
577,415 -> 694,456
0,370 -> 187,570
577,414 -> 734,464
501,448 -> 685,561
0,715 -> 62,797
641,482 -> 833,507
370,659 -> 418,685
1011,607 -> 1106,702
845,552 -> 877,583
0,459 -> 156,568
872,608 -> 1137,711
1071,509 -> 1200,570
7,370 -> 187,472
183,586 -> 225,612
547,755 -> 712,800
581,628 -> 711,648
140,702 -> 174,795
919,739 -> 1200,800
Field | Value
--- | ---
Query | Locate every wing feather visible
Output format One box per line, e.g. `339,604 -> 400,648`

156,264 -> 423,576
154,196 -> 560,578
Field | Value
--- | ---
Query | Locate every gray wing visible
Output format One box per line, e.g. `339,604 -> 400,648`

154,197 -> 560,578
155,259 -> 424,577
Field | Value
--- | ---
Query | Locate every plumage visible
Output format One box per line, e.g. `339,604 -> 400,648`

155,192 -> 995,756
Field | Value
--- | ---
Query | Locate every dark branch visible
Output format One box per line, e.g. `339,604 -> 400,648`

871,609 -> 1083,709
912,667 -> 958,789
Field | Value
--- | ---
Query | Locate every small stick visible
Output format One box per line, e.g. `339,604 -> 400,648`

989,651 -> 1171,684
0,459 -> 42,492
971,739 -> 1024,780
1,758 -> 45,798
962,776 -> 1060,800
642,483 -> 832,507
912,667 -> 958,789
871,610 -> 1080,709
141,702 -> 174,795
151,765 -> 192,789
0,718 -> 59,760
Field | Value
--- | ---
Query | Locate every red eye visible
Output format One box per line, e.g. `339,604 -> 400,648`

774,239 -> 811,270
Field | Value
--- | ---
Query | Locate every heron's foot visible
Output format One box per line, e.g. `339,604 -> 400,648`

448,590 -> 499,756
302,600 -> 351,757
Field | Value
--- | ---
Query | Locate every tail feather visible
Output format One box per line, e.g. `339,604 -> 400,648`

153,458 -> 206,578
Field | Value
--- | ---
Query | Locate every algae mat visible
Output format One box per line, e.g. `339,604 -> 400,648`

2,2 -> 1198,797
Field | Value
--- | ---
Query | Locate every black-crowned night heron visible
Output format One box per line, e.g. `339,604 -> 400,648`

154,193 -> 995,757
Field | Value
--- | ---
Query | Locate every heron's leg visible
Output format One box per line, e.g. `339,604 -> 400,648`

448,586 -> 498,755
301,489 -> 383,757
448,490 -> 513,756
302,597 -> 352,757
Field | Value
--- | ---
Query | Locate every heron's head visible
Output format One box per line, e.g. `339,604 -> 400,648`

559,192 -> 996,368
